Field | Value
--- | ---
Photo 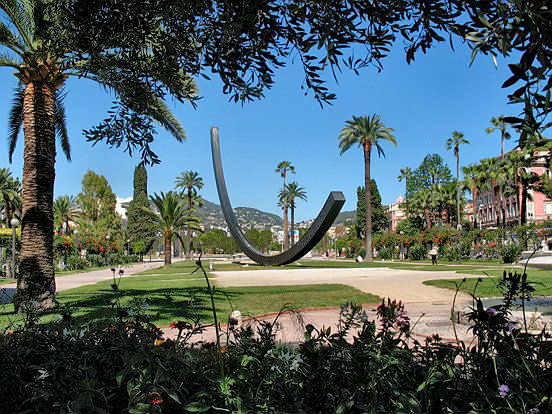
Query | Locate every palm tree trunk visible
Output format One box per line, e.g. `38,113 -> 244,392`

424,208 -> 431,229
186,191 -> 193,259
520,183 -> 527,225
456,154 -> 461,225
164,231 -> 172,266
282,172 -> 289,249
515,175 -> 522,226
501,132 -> 505,158
15,82 -> 57,312
290,205 -> 295,246
473,188 -> 478,228
364,144 -> 373,261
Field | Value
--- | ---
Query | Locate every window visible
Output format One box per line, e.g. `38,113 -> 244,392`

545,202 -> 552,215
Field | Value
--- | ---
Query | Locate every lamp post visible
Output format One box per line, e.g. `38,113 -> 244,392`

10,218 -> 19,278
127,239 -> 131,255
399,230 -> 404,260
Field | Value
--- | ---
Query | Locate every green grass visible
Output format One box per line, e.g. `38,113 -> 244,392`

0,272 -> 380,328
138,259 -> 510,276
423,268 -> 552,297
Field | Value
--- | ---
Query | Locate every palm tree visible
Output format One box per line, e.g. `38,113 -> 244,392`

146,192 -> 200,266
0,168 -> 21,226
485,116 -> 511,158
446,131 -> 470,226
503,151 -> 532,225
279,182 -> 307,246
397,167 -> 411,198
1,1 -> 194,311
53,196 -> 79,235
462,164 -> 487,228
275,161 -> 295,249
339,115 -> 397,261
175,171 -> 204,259
409,188 -> 432,229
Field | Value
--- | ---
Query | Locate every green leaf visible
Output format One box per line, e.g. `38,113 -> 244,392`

185,402 -> 211,412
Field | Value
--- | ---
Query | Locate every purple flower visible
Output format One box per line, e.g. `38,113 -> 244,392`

498,384 -> 510,397
527,408 -> 540,414
504,322 -> 516,332
487,307 -> 498,316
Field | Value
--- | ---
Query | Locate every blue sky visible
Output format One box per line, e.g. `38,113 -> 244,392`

0,40 -> 518,222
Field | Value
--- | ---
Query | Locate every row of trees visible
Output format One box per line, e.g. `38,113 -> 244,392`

399,116 -> 551,231
275,162 -> 307,249
2,0 -> 550,311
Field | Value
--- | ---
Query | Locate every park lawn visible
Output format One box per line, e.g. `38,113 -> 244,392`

0,273 -> 380,328
138,259 -> 509,276
423,268 -> 552,297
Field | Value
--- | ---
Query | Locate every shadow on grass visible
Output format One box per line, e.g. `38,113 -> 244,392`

56,286 -> 243,326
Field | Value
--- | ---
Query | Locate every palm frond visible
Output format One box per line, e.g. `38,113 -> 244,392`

145,94 -> 186,142
54,90 -> 71,161
0,52 -> 21,68
7,86 -> 23,163
83,69 -> 189,142
0,0 -> 35,48
0,21 -> 24,54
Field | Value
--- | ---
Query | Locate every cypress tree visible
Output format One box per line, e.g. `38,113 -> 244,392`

126,165 -> 156,256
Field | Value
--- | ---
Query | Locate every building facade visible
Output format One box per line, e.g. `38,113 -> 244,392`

385,196 -> 407,231
476,150 -> 551,228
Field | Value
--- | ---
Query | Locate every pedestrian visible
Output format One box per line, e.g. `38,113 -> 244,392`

429,246 -> 438,265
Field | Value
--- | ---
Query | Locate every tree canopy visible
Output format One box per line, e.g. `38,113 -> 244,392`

126,165 -> 156,254
355,182 -> 388,236
76,170 -> 121,239
408,154 -> 453,197
33,0 -> 552,159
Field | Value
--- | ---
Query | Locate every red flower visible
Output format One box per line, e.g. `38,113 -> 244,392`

148,391 -> 163,405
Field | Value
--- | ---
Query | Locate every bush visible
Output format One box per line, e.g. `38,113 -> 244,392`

500,242 -> 522,264
377,245 -> 395,260
0,270 -> 550,413
407,243 -> 426,260
62,253 -> 140,270
65,254 -> 88,270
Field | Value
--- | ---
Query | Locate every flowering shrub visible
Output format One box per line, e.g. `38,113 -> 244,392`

1,269 -> 550,413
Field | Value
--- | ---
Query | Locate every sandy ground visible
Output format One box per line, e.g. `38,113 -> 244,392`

161,266 -> 476,343
0,259 -> 177,304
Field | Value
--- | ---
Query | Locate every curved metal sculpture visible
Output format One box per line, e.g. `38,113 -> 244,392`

210,127 -> 345,265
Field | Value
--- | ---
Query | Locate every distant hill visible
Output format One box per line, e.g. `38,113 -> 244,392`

333,210 -> 356,225
198,199 -> 283,229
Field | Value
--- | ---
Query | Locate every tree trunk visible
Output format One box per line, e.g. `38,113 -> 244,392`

15,82 -> 57,312
516,175 -> 522,226
520,183 -> 527,225
164,231 -> 172,266
364,144 -> 373,261
501,133 -> 505,158
456,154 -> 461,225
282,172 -> 289,250
290,205 -> 295,246
424,208 -> 431,229
472,188 -> 478,228
186,190 -> 193,259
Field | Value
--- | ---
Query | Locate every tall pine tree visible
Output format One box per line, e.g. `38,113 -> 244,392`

126,165 -> 156,256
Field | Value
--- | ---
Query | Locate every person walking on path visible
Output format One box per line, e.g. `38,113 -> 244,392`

429,246 -> 439,265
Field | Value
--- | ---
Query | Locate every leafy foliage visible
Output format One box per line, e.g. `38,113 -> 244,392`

1,269 -> 551,413
355,182 -> 388,235
407,154 -> 453,197
126,165 -> 156,255
76,170 -> 121,240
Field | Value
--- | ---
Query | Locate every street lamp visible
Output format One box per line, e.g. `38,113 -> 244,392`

399,230 -> 405,260
127,239 -> 131,255
10,218 -> 19,278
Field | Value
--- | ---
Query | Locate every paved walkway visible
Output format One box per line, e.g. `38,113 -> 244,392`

0,259 -> 174,304
161,266 -> 476,343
